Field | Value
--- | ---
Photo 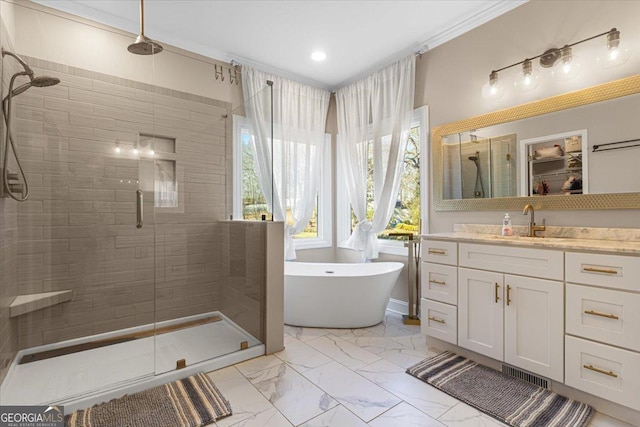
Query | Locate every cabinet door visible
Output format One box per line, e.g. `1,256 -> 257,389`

458,268 -> 504,360
504,275 -> 564,382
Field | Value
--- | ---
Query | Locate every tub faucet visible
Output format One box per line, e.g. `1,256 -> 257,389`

523,204 -> 546,237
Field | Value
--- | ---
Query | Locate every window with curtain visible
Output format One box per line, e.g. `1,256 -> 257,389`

338,107 -> 428,255
233,115 -> 331,247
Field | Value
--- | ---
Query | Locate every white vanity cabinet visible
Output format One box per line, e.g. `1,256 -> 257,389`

564,251 -> 640,410
457,244 -> 564,382
420,240 -> 458,345
421,233 -> 640,414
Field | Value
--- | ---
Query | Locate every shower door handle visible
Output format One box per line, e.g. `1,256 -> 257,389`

136,189 -> 143,228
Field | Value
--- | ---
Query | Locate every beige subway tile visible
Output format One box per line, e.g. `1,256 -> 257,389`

69,112 -> 116,130
92,80 -> 136,99
17,106 -> 69,125
15,92 -> 43,108
29,82 -> 69,100
45,123 -> 94,139
66,188 -> 115,202
93,128 -> 138,144
69,87 -> 116,106
68,163 -> 105,177
22,160 -> 69,174
43,96 -> 93,115
16,118 -> 44,134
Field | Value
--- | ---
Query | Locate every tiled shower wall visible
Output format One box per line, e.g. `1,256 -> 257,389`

11,55 -> 232,349
0,34 -> 19,385
219,221 -> 266,342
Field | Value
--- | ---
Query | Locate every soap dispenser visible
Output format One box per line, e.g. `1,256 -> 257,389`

502,213 -> 513,236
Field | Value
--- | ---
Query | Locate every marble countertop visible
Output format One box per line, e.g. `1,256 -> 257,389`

422,225 -> 640,255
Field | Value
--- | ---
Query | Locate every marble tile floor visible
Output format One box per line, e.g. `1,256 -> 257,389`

207,311 -> 633,427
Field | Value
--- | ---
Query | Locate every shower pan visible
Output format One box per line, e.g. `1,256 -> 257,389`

0,49 -> 268,411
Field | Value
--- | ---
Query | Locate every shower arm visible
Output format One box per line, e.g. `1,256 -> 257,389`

1,49 -> 34,78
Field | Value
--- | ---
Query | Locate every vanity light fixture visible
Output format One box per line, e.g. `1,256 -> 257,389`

114,142 -> 121,154
483,28 -> 629,98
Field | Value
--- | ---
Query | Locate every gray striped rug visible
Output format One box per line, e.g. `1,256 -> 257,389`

407,352 -> 594,427
65,372 -> 232,427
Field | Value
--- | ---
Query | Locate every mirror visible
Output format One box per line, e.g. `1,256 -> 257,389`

433,74 -> 640,211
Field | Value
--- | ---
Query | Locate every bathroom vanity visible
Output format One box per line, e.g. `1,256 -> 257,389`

421,225 -> 640,416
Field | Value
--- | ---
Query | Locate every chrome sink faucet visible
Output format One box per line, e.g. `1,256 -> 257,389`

523,204 -> 546,237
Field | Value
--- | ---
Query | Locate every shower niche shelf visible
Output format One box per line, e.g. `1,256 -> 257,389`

10,290 -> 73,318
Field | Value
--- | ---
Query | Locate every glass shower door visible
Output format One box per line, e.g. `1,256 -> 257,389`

0,54 -> 160,405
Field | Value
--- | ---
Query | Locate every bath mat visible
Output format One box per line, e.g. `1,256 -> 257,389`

407,352 -> 594,427
65,372 -> 231,427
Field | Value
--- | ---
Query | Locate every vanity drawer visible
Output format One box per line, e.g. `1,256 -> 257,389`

566,284 -> 640,351
421,263 -> 457,305
421,298 -> 457,345
422,240 -> 457,265
566,252 -> 640,291
459,243 -> 563,280
565,336 -> 640,410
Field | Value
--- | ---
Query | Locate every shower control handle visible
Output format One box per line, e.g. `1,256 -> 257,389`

136,189 -> 143,228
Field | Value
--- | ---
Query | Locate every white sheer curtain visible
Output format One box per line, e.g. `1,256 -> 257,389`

242,66 -> 330,260
337,55 -> 415,260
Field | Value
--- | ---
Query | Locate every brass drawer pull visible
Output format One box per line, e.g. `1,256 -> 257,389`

428,249 -> 447,255
495,282 -> 500,304
428,316 -> 445,324
582,267 -> 618,275
506,285 -> 512,306
429,279 -> 446,285
583,364 -> 618,378
584,310 -> 619,320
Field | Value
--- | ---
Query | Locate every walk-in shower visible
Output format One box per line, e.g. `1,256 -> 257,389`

1,49 -> 60,201
0,42 -> 274,410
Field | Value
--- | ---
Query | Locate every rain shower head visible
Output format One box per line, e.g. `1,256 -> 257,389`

128,0 -> 163,55
128,34 -> 163,55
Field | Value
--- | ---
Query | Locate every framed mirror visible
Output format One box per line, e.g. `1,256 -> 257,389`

432,74 -> 640,211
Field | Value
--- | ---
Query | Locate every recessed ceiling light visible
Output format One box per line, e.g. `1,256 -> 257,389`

311,51 -> 327,61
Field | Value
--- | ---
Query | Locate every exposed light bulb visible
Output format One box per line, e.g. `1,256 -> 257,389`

149,150 -> 155,156
132,148 -> 139,155
597,28 -> 632,69
514,59 -> 540,92
552,46 -> 581,81
115,145 -> 121,153
481,71 -> 504,100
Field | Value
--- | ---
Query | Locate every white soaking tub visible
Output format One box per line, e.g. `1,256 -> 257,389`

284,262 -> 404,328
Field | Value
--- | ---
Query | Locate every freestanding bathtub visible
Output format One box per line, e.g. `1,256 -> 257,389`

284,261 -> 404,328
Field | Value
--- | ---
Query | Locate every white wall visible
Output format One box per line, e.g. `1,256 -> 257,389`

416,0 -> 640,233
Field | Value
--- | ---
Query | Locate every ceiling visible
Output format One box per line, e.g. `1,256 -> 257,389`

34,0 -> 526,91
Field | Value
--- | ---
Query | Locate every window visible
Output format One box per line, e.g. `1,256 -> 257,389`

338,106 -> 429,255
233,115 -> 332,249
